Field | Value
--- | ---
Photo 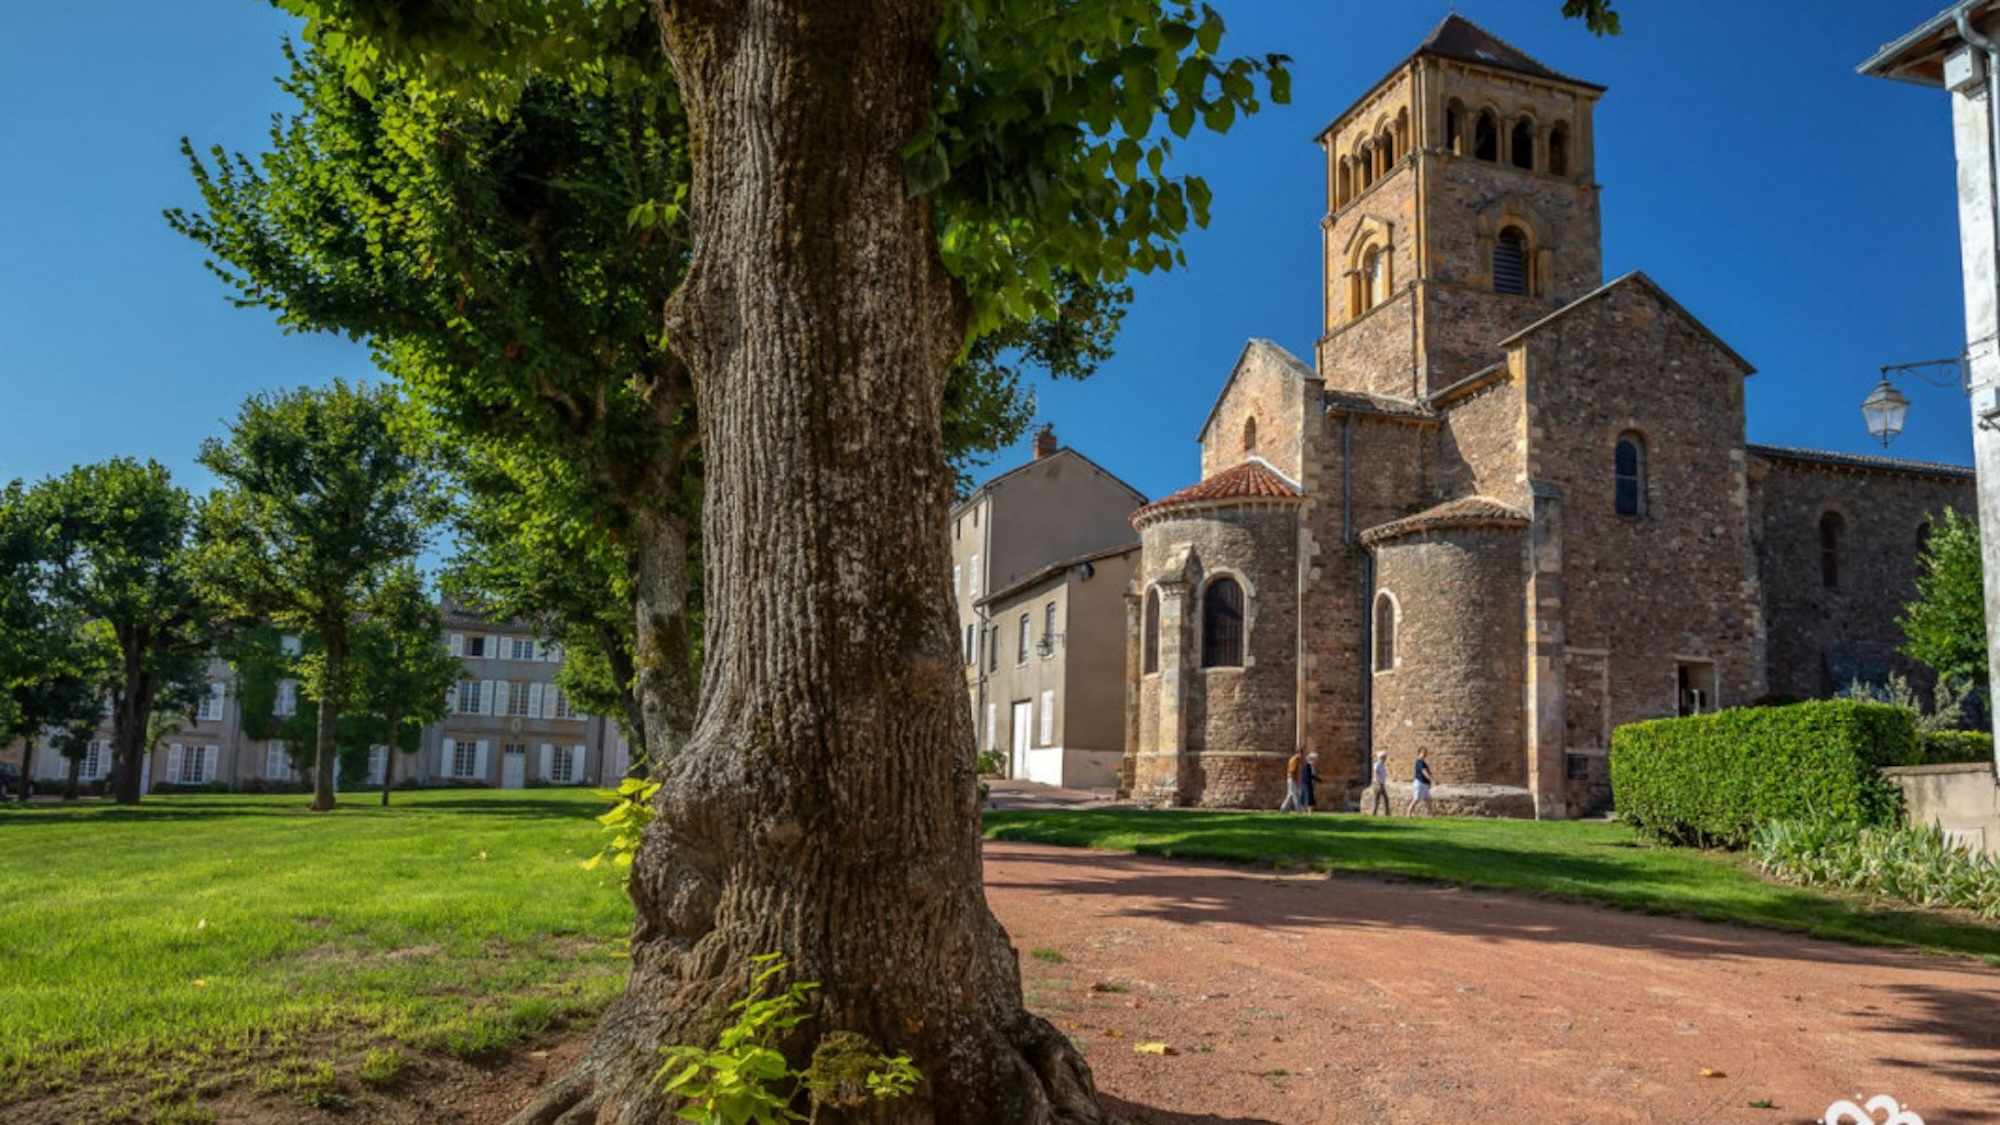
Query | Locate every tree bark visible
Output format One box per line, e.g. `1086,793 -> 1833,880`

64,752 -> 81,801
110,633 -> 155,805
381,704 -> 400,807
627,499 -> 693,775
312,629 -> 344,812
513,3 -> 1102,1122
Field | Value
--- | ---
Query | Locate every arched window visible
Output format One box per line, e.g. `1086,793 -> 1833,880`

1820,512 -> 1846,589
1549,123 -> 1570,176
1142,588 -> 1160,674
1510,119 -> 1534,170
1242,416 -> 1258,453
1614,433 -> 1645,517
1396,108 -> 1411,154
1378,128 -> 1395,173
1201,577 -> 1244,668
1373,592 -> 1397,673
1335,158 -> 1351,207
1493,226 -> 1528,296
1474,110 -> 1499,161
1356,142 -> 1373,191
1916,519 -> 1933,560
1365,246 -> 1386,308
1445,101 -> 1465,155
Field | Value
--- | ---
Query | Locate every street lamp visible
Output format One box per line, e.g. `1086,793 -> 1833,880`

1861,357 -> 1972,447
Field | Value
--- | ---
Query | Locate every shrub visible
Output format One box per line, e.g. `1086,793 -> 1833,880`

974,749 -> 1006,777
1915,729 -> 1993,766
151,782 -> 232,796
1753,817 -> 2000,919
1610,700 -> 1915,849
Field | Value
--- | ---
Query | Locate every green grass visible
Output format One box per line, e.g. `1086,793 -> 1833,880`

0,789 -> 633,1099
984,809 -> 2000,960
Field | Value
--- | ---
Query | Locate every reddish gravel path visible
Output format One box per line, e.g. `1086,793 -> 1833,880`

984,840 -> 2000,1125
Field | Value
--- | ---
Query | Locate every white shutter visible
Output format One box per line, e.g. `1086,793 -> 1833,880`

474,739 -> 490,781
166,744 -> 184,784
203,746 -> 219,783
539,743 -> 553,781
447,684 -> 459,714
489,636 -> 504,661
449,633 -> 464,657
984,704 -> 996,750
529,682 -> 545,718
442,737 -> 457,777
572,745 -> 586,783
1039,691 -> 1054,745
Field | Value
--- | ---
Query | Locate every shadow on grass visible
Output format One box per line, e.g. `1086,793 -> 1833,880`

0,792 -> 601,826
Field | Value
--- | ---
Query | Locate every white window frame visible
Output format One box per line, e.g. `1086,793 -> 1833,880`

456,680 -> 484,715
506,681 -> 534,717
275,679 -> 299,718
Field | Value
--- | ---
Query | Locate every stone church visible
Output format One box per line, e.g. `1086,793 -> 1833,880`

1122,16 -> 1976,817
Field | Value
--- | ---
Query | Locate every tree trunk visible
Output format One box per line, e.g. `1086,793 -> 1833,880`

381,704 -> 400,807
64,753 -> 81,801
110,638 -> 155,805
312,630 -> 344,812
628,499 -> 694,775
512,4 -> 1102,1123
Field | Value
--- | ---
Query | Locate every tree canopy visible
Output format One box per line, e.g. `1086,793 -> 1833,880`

1902,507 -> 1988,695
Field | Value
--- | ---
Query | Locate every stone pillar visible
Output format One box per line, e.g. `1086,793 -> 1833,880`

1525,482 -> 1568,818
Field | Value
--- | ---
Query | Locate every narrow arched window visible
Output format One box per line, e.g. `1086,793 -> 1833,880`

1364,246 -> 1386,309
1916,519 -> 1933,561
1820,512 -> 1846,589
1356,142 -> 1373,190
1373,592 -> 1397,672
1242,416 -> 1258,453
1378,129 -> 1395,172
1510,119 -> 1534,170
1201,577 -> 1244,668
1493,227 -> 1528,296
1142,588 -> 1160,674
1335,158 -> 1350,207
1396,108 -> 1411,154
1474,110 -> 1499,161
1549,123 -> 1570,176
1445,101 -> 1465,155
1614,433 -> 1645,516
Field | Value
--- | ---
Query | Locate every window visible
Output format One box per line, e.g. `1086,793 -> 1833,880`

1677,661 -> 1717,717
456,680 -> 484,715
1142,588 -> 1160,675
1493,227 -> 1528,296
451,740 -> 478,778
1445,100 -> 1465,155
1201,577 -> 1245,668
82,740 -> 109,781
1510,119 -> 1534,170
1614,434 -> 1645,517
1041,601 -> 1058,656
171,744 -> 214,785
1549,123 -> 1570,176
550,744 -> 578,784
1474,109 -> 1498,161
506,681 -> 533,717
1820,512 -> 1846,589
463,635 -> 487,658
1017,613 -> 1031,664
280,634 -> 302,656
1355,141 -> 1373,191
511,637 -> 536,661
275,679 -> 298,717
266,742 -> 295,782
367,745 -> 387,786
554,690 -> 582,720
1335,157 -> 1351,208
1242,417 -> 1258,453
196,682 -> 225,722
1366,246 -> 1387,308
1373,592 -> 1397,673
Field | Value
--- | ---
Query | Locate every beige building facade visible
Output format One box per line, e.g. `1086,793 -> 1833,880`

1128,17 -> 1976,817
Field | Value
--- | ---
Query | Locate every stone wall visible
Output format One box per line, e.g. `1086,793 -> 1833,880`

1199,341 -> 1313,484
1370,524 -> 1528,796
1752,453 -> 1974,699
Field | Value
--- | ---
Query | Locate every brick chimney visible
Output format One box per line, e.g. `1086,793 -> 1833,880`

1032,424 -> 1057,460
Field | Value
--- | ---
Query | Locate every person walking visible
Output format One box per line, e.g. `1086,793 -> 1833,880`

1409,747 -> 1436,816
1298,752 -> 1319,814
1369,751 -> 1391,815
1277,749 -> 1304,813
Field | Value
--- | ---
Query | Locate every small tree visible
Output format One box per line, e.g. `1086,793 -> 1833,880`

197,382 -> 443,811
1901,507 -> 1987,704
351,563 -> 461,804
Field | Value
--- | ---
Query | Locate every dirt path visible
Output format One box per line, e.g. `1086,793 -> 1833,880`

984,841 -> 2000,1125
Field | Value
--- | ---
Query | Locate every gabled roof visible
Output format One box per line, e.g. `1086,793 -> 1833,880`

976,541 -> 1140,608
1131,459 -> 1302,529
1196,338 -> 1318,444
1416,14 -> 1603,91
1497,271 -> 1756,377
1748,443 -> 1976,482
1359,496 -> 1529,547
950,445 -> 1147,516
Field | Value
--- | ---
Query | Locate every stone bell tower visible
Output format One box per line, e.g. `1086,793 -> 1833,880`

1316,15 -> 1606,400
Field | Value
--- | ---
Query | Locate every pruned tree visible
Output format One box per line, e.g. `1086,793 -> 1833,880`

196,381 -> 443,811
27,460 -> 214,805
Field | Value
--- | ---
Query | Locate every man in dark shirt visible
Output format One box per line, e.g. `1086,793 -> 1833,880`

1410,747 -> 1435,817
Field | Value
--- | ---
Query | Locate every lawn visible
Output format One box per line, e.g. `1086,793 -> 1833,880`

983,808 -> 2000,961
0,789 -> 632,1110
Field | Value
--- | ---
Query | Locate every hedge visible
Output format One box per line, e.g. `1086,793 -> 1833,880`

1610,700 -> 1915,848
1915,729 -> 1994,766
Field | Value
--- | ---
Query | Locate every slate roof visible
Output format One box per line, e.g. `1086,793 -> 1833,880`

1325,388 -> 1436,420
1359,496 -> 1529,547
1748,443 -> 1976,482
1131,460 -> 1302,527
1416,14 -> 1603,91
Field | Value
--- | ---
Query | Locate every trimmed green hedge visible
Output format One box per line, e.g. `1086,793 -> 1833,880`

1915,729 -> 1994,766
1611,701 -> 1915,848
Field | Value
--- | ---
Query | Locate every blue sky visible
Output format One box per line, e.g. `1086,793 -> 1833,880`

0,1 -> 1979,507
